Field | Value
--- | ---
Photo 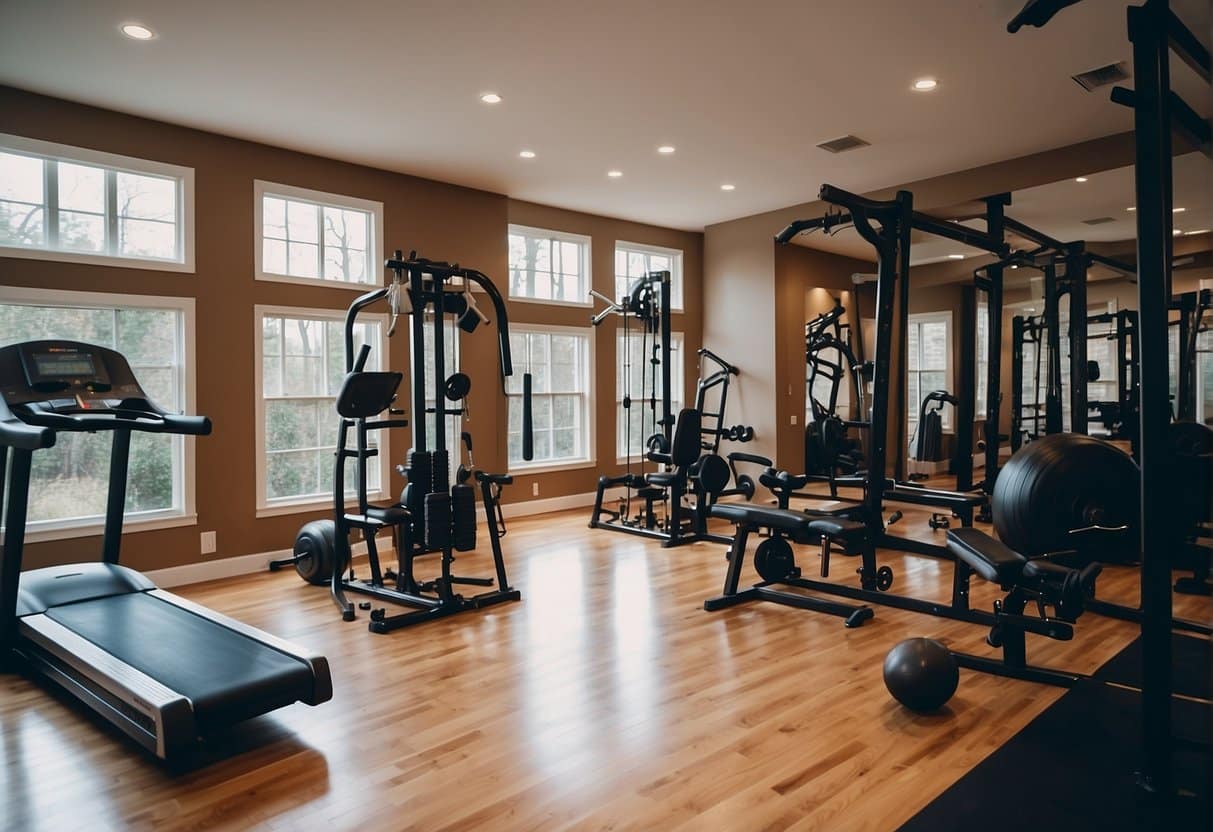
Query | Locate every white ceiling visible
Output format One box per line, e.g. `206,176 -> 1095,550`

0,1 -> 1208,232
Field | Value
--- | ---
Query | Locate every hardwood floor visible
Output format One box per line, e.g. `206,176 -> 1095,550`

1,504 -> 1208,831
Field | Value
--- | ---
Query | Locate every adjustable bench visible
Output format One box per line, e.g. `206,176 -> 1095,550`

881,481 -> 987,526
944,527 -> 1101,686
704,503 -> 874,627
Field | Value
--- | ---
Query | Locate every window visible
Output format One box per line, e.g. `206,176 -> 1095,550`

907,312 -> 952,440
975,301 -> 989,417
0,133 -> 193,271
507,225 -> 591,305
617,331 -> 684,459
254,181 -> 383,288
615,242 -> 684,311
1199,326 -> 1213,424
0,287 -> 195,540
416,313 -> 462,482
256,307 -> 387,514
507,326 -> 594,470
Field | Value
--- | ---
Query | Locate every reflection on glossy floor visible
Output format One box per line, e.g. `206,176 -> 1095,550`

1,506 -> 1209,831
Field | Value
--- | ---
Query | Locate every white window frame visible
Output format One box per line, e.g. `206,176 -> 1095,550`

254,180 -> 384,290
507,323 -> 596,474
907,310 -> 954,433
506,224 -> 593,308
615,240 -> 684,312
616,330 -> 685,463
0,285 -> 197,542
254,305 -> 391,517
0,133 -> 194,272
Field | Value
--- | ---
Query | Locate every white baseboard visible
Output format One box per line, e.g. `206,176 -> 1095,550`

147,493 -> 600,589
146,540 -> 370,589
500,491 -> 598,520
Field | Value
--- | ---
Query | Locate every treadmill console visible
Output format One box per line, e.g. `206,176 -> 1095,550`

0,340 -> 142,410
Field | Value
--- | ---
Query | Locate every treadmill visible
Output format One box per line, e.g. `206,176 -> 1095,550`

0,340 -> 332,760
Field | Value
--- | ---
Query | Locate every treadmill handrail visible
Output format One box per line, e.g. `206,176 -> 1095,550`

0,396 -> 54,450
15,401 -> 211,436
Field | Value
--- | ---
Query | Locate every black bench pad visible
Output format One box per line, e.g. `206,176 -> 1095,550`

947,527 -> 1027,584
710,505 -> 868,546
885,483 -> 986,508
711,503 -> 813,532
807,517 -> 868,547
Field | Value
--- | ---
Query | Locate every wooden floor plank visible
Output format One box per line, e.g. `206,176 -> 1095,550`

1,503 -> 1207,831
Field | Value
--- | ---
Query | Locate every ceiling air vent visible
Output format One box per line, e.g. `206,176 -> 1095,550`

816,135 -> 870,154
1072,62 -> 1130,92
1082,216 -> 1117,225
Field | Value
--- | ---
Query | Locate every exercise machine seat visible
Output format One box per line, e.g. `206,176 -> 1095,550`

710,503 -> 814,533
760,469 -> 809,492
806,517 -> 868,548
645,471 -> 681,487
360,504 -> 410,527
946,527 -> 1027,584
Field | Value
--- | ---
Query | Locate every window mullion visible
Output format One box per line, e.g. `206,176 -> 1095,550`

45,160 -> 59,249
105,169 -> 118,256
313,204 -> 323,280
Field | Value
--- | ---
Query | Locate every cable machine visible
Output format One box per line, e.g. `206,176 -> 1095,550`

272,252 -> 533,632
587,272 -> 750,546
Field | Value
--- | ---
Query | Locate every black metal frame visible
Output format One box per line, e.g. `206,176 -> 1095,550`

1010,0 -> 1212,798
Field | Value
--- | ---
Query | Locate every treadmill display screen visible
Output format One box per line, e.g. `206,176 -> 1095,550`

32,352 -> 97,379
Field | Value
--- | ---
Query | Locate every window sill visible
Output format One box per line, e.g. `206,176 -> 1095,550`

256,495 -> 391,519
16,513 -> 198,544
0,244 -> 193,274
255,271 -> 381,292
508,459 -> 597,476
506,295 -> 593,309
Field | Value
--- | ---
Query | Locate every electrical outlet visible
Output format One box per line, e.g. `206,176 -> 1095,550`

532,482 -> 539,497
200,531 -> 216,555
790,414 -> 797,426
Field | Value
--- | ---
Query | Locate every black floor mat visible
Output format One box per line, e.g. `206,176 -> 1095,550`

898,680 -> 1211,831
1093,632 -> 1212,700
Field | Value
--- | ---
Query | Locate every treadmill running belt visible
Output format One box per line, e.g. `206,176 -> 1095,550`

46,593 -> 315,728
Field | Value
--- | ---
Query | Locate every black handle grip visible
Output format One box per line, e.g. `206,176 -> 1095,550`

352,343 -> 372,373
522,373 -> 534,461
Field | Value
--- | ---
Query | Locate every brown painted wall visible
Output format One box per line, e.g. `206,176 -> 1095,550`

0,86 -> 701,570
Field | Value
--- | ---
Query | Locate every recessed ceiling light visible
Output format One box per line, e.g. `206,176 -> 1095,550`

658,145 -> 676,154
120,23 -> 155,40
479,92 -> 502,104
1075,176 -> 1088,183
948,254 -> 965,260
607,170 -> 623,178
1010,264 -> 1019,269
1173,207 -> 1186,213
720,184 -> 736,191
1172,228 -> 1183,235
912,78 -> 938,92
519,150 -> 536,159
1127,206 -> 1136,212
1184,229 -> 1209,235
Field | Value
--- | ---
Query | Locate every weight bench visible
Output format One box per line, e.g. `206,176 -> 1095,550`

882,481 -> 987,527
704,503 -> 874,627
944,527 -> 1101,686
